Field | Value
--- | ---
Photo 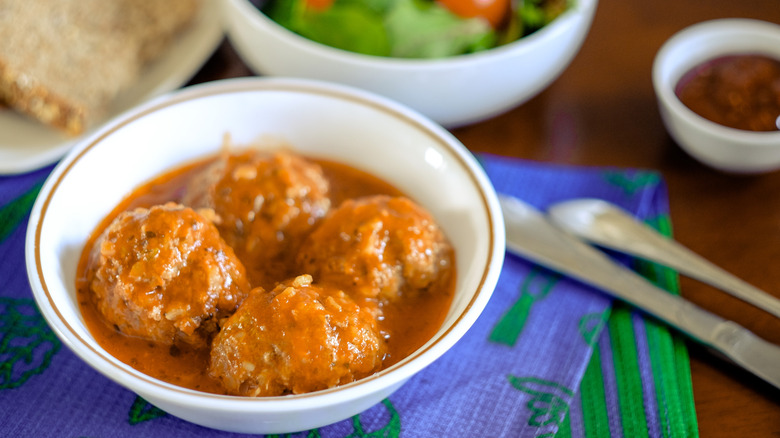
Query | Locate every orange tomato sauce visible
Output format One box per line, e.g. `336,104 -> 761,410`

76,152 -> 455,395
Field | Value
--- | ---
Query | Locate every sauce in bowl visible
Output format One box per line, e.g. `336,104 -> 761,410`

76,148 -> 456,396
675,54 -> 780,132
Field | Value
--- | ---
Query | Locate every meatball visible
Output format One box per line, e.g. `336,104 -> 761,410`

87,203 -> 251,348
297,195 -> 454,301
209,275 -> 385,396
182,150 -> 331,288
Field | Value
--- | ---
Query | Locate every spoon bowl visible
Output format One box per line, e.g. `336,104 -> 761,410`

547,198 -> 780,319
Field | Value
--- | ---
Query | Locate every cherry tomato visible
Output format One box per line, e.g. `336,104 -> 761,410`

304,0 -> 335,12
437,0 -> 511,28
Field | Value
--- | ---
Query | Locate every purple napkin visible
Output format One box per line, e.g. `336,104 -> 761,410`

0,154 -> 698,437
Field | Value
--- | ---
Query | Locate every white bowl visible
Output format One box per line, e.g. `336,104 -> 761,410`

222,0 -> 598,128
652,18 -> 780,174
25,77 -> 505,434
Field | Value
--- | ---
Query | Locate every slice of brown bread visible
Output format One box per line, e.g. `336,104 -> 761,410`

0,0 -> 199,136
121,0 -> 201,63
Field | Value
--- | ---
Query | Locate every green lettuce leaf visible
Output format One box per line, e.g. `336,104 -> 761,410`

265,0 -> 496,58
385,0 -> 496,58
268,0 -> 391,55
297,5 -> 391,55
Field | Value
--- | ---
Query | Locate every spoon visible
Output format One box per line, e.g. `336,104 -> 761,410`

499,194 -> 780,389
547,198 -> 780,319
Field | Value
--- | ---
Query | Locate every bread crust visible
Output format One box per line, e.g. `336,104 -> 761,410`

0,0 -> 199,136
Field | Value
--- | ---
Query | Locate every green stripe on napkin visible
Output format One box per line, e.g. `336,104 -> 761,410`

636,214 -> 698,438
610,305 -> 651,437
580,348 -> 610,437
567,213 -> 698,437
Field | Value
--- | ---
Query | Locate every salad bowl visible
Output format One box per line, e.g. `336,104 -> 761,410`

222,0 -> 598,127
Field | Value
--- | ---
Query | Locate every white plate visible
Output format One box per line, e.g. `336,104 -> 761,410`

0,0 -> 224,175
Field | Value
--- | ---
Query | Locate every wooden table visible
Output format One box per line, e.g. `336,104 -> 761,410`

193,0 -> 780,435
